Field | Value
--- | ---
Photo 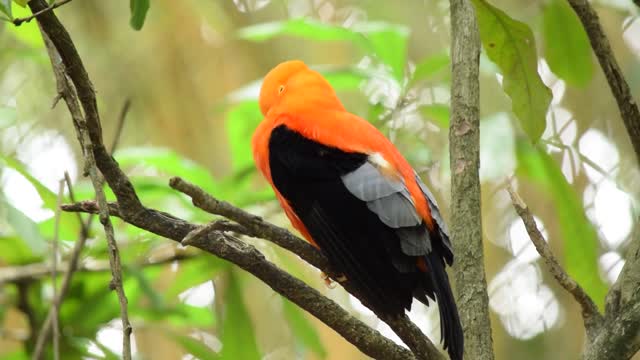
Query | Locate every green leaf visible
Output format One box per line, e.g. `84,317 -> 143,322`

129,0 -> 150,30
409,52 -> 450,86
1,197 -> 47,256
225,101 -> 262,172
0,349 -> 28,360
0,0 -> 11,20
238,19 -> 409,80
318,66 -> 370,92
471,0 -> 552,142
6,3 -> 44,47
220,270 -> 260,360
542,0 -> 593,87
419,104 -> 450,128
165,256 -> 226,300
171,333 -> 220,360
0,236 -> 41,264
354,22 -> 409,80
516,139 -> 607,307
12,0 -> 27,6
115,147 -> 216,192
282,299 -> 326,358
0,155 -> 57,209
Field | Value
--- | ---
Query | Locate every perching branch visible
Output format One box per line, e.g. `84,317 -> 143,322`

62,201 -> 418,360
567,0 -> 640,164
448,0 -> 494,359
29,0 -> 442,358
169,177 -> 444,360
506,183 -> 603,338
62,185 -> 444,360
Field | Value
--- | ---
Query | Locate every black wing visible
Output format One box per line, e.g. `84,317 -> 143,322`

267,124 -> 462,359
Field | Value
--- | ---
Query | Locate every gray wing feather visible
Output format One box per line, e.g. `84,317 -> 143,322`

341,161 -> 436,261
342,162 -> 404,201
366,191 -> 422,228
415,173 -> 453,256
342,161 -> 420,228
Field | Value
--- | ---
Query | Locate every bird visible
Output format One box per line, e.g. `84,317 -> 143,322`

251,60 -> 463,360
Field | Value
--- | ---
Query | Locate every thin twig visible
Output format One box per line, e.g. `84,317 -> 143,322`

567,0 -> 640,164
31,174 -> 90,359
506,182 -> 603,336
0,252 -> 197,284
110,99 -> 131,154
12,0 -> 72,26
51,179 -> 64,360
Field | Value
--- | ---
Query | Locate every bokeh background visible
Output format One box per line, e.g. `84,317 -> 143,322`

1,0 -> 639,359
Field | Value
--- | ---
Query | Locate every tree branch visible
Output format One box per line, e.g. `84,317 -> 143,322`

13,0 -> 72,26
584,289 -> 640,360
32,5 -> 132,358
0,253 -> 198,285
169,176 -> 443,360
506,183 -> 603,338
567,0 -> 640,164
51,179 -> 64,360
29,0 -> 445,358
449,0 -> 494,359
62,200 -> 417,360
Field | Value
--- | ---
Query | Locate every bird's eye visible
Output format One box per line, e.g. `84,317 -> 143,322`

278,85 -> 285,94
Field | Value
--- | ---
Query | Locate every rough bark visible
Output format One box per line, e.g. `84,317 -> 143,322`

449,0 -> 495,359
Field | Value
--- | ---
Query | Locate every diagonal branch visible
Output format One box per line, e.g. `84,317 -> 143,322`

169,177 -> 444,360
61,200 -> 417,360
567,0 -> 640,164
33,10 -> 132,359
506,183 -> 603,338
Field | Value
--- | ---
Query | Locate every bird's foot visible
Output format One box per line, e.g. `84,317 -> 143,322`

321,272 -> 347,289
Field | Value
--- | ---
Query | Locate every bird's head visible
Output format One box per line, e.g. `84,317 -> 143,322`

259,60 -> 343,117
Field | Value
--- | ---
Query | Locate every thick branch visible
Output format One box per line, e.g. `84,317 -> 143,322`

63,194 -> 444,360
567,0 -> 640,164
449,0 -> 494,359
168,177 -> 329,272
28,0 -> 143,216
62,201 -> 415,360
584,290 -> 640,360
507,184 -> 603,337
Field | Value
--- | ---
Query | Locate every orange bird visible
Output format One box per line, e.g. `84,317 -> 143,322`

252,60 -> 463,360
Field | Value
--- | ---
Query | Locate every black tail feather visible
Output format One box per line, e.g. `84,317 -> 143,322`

424,253 -> 464,360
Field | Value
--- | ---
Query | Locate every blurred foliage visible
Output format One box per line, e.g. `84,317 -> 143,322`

0,0 -> 639,359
